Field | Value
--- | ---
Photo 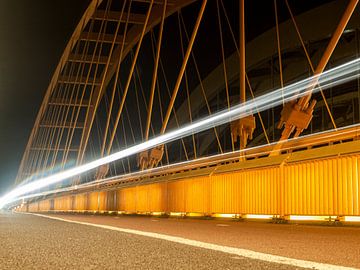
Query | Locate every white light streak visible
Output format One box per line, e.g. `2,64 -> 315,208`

20,122 -> 360,203
1,58 -> 360,209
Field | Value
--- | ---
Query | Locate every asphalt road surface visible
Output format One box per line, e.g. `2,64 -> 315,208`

0,212 -> 359,269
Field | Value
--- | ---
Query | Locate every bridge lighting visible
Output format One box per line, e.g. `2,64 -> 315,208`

212,214 -> 237,218
1,58 -> 360,209
289,215 -> 338,221
344,216 -> 360,222
245,214 -> 274,220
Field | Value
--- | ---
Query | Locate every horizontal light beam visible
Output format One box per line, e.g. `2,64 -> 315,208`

17,122 -> 360,202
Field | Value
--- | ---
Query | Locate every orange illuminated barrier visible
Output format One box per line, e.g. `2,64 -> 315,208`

17,128 -> 360,222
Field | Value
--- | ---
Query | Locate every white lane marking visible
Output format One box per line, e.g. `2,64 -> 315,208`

23,213 -> 357,270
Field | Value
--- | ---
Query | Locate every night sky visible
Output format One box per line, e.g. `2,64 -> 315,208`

0,0 -> 89,195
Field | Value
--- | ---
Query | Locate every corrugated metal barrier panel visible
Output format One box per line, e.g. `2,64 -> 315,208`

27,143 -> 360,217
74,194 -> 86,211
38,200 -> 51,211
284,155 -> 360,216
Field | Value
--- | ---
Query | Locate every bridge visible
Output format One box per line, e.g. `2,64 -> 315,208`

2,0 -> 360,269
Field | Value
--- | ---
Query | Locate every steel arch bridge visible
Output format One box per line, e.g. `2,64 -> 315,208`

15,0 -> 360,220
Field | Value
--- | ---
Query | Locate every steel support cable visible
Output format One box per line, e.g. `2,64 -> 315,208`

25,128 -> 43,178
120,113 -> 132,173
160,0 -> 207,134
239,0 -> 246,104
87,133 -> 97,168
103,87 -> 132,174
115,119 -> 128,174
36,94 -> 61,174
136,63 -> 157,139
116,84 -> 135,173
100,0 -> 130,157
80,0 -> 133,161
147,37 -> 170,164
245,75 -> 270,144
30,75 -> 63,177
178,12 -> 197,159
34,63 -> 74,177
178,12 -> 223,154
78,0 -> 128,163
156,84 -> 170,164
105,1 -> 154,156
46,75 -> 76,173
124,101 -> 137,171
95,115 -> 105,155
122,91 -> 137,144
278,0 -> 359,142
100,94 -> 117,176
28,106 -> 52,176
285,0 -> 337,130
60,19 -> 98,166
216,0 -> 234,151
149,31 -> 189,161
50,37 -> 90,169
33,68 -> 71,176
50,18 -> 97,171
94,110 -> 112,177
184,54 -> 197,159
113,83 -> 137,160
31,99 -> 59,175
134,60 -> 164,165
114,132 -> 128,174
60,19 -> 111,183
103,89 -> 128,175
64,0 -> 113,167
274,0 -> 284,105
27,122 -> 48,177
87,138 -> 97,180
134,59 -> 176,165
130,53 -> 166,165
132,61 -> 145,141
54,83 -> 81,167
219,0 -> 270,145
297,0 -> 359,109
43,84 -> 73,168
78,4 -> 114,157
145,0 -> 167,141
238,0 -> 249,155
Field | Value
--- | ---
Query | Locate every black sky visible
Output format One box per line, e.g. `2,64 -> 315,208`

0,0 -> 89,195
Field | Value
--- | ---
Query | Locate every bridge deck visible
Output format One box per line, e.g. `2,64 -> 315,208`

3,212 -> 359,269
1,212 -> 303,270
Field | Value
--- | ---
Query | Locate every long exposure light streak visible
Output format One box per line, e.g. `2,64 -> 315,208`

16,122 -> 360,203
1,58 -> 360,209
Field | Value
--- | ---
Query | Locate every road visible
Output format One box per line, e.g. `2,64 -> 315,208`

0,212 -> 359,269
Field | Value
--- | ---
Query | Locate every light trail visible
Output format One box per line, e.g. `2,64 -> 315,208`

1,57 -> 360,209
16,122 -> 360,202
